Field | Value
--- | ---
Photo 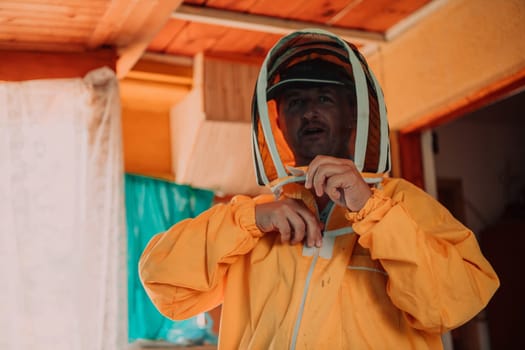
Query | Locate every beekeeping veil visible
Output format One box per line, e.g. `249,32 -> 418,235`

251,29 -> 390,195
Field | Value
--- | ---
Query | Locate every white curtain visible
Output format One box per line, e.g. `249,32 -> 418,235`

0,68 -> 127,350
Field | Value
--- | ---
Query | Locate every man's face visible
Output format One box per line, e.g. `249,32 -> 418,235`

277,84 -> 356,166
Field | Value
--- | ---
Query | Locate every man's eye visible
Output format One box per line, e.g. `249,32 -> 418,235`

288,98 -> 302,108
319,95 -> 333,103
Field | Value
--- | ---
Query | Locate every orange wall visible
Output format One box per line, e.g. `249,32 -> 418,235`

120,77 -> 190,178
121,106 -> 173,177
367,0 -> 525,130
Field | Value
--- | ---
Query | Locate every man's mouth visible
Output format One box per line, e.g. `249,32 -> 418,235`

300,124 -> 326,137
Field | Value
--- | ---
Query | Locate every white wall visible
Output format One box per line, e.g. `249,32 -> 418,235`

434,90 -> 525,234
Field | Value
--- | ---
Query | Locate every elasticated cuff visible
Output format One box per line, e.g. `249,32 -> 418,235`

231,195 -> 265,238
345,188 -> 393,223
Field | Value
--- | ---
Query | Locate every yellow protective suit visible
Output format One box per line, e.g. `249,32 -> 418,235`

139,178 -> 499,349
139,29 -> 499,349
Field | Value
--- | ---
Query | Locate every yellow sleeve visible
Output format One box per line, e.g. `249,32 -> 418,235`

349,178 -> 500,333
139,195 -> 265,320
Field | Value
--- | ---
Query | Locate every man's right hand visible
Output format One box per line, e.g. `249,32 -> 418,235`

255,198 -> 323,247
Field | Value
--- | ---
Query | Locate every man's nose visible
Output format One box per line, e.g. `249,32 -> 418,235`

302,100 -> 319,120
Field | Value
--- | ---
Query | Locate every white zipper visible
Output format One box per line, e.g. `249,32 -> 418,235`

290,246 -> 320,350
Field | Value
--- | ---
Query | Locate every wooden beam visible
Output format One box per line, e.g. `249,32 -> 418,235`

421,130 -> 437,197
325,0 -> 363,26
115,0 -> 184,78
0,49 -> 116,81
172,4 -> 387,44
141,52 -> 194,67
398,131 -> 425,190
126,57 -> 193,86
0,41 -> 86,52
123,72 -> 192,88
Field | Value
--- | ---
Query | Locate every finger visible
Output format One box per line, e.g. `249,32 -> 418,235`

311,170 -> 327,197
287,213 -> 306,244
305,155 -> 335,189
326,173 -> 372,210
275,216 -> 292,243
325,174 -> 351,206
264,208 -> 292,242
310,163 -> 350,197
297,208 -> 323,247
306,156 -> 352,192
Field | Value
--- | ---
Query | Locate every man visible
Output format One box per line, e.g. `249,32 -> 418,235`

139,29 -> 499,349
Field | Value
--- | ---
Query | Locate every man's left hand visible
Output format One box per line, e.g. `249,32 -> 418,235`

304,155 -> 372,212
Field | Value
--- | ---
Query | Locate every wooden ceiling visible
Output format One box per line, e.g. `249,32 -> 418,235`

150,0 -> 435,61
0,0 -> 183,76
0,0 -> 443,73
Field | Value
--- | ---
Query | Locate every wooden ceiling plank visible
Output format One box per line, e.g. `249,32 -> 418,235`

165,21 -> 229,57
205,0 -> 260,12
2,0 -> 108,8
211,27 -> 268,54
328,0 -> 391,30
325,0 -> 363,26
1,22 -> 93,37
0,30 -> 89,42
334,0 -> 430,32
279,0 -> 354,25
87,0 -> 135,48
183,0 -> 207,5
255,32 -> 290,50
0,41 -> 86,52
11,0 -> 108,3
88,0 -> 173,47
0,8 -> 103,24
172,4 -> 387,44
113,1 -> 169,47
0,14 -> 99,29
147,19 -> 188,52
20,0 -> 108,4
247,0 -> 307,17
205,30 -> 294,63
116,0 -> 185,78
0,1 -> 106,17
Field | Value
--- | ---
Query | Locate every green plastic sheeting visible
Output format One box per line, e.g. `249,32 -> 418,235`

125,174 -> 215,343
